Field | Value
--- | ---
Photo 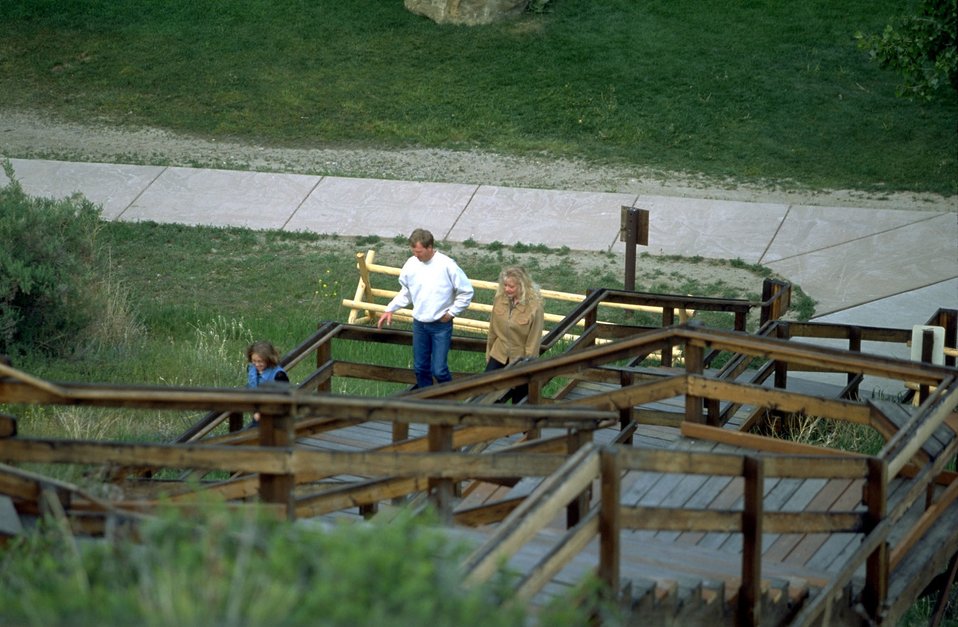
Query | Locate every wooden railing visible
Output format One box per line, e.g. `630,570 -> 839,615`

601,447 -> 884,627
0,361 -> 615,523
2,315 -> 956,625
343,248 -> 706,338
458,442 -> 886,627
169,281 -> 784,445
451,323 -> 957,626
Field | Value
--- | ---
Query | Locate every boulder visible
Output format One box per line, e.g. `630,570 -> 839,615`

404,0 -> 530,26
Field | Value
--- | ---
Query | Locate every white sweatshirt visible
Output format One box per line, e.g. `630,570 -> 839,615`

385,251 -> 474,322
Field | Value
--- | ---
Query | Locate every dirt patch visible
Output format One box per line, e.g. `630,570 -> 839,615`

1,109 -> 953,213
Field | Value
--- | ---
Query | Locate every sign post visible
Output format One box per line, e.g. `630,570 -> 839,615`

620,206 -> 649,293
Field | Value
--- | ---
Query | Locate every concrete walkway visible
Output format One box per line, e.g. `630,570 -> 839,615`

2,157 -> 955,364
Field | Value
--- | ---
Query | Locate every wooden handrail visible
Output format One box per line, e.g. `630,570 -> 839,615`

349,249 -> 695,318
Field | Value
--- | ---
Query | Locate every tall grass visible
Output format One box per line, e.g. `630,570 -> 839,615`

0,0 -> 954,194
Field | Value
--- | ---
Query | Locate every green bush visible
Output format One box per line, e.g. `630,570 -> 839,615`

0,505 -> 529,626
0,167 -> 105,357
856,0 -> 958,101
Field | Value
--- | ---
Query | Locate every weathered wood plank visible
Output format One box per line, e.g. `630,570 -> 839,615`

652,473 -> 729,543
872,398 -> 955,460
0,438 -> 573,478
761,478 -> 852,563
677,477 -> 745,548
781,479 -> 863,567
453,496 -> 525,527
687,376 -> 873,425
462,444 -> 599,585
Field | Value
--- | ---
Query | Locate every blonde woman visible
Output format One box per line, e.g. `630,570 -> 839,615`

485,266 -> 545,403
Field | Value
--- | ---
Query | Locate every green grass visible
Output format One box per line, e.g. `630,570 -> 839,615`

9,219 -> 782,392
0,0 -> 954,194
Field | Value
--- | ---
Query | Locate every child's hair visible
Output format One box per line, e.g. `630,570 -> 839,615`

246,340 -> 281,367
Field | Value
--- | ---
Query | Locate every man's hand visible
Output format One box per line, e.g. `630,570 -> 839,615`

377,311 -> 393,328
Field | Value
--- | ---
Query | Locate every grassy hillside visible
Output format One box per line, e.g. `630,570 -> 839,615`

1,0 -> 955,194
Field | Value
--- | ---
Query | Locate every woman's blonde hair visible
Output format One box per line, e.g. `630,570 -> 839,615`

496,266 -> 541,306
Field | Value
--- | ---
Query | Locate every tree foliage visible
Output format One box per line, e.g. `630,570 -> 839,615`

856,0 -> 958,100
0,163 -> 104,357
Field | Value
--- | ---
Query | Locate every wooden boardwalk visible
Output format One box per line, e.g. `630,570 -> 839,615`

279,367 -> 955,625
1,294 -> 956,626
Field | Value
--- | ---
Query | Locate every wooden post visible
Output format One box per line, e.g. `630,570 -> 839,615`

524,379 -> 543,440
734,310 -> 747,332
773,335 -> 789,433
661,306 -> 675,367
258,411 -> 295,520
740,455 -> 763,627
848,326 -> 862,395
773,358 -> 787,390
566,430 -> 593,529
940,309 -> 958,368
684,342 -> 705,424
619,370 -> 634,444
315,333 -> 332,393
760,279 -> 791,326
598,447 -> 621,598
620,206 -> 649,295
0,413 -> 16,438
350,250 -> 376,324
919,328 -> 936,404
584,289 -> 599,349
706,398 -> 721,428
623,208 -> 637,294
393,422 -> 410,444
428,423 -> 454,524
392,418 -> 411,506
862,456 -> 888,620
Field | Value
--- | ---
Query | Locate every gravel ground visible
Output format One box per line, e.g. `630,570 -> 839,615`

1,109 -> 953,213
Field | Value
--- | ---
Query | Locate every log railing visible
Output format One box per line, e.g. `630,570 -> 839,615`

343,249 -> 695,334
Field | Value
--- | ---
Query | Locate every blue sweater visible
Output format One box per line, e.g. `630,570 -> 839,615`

247,364 -> 288,388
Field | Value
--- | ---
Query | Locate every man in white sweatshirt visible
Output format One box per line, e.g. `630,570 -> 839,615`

377,228 -> 474,389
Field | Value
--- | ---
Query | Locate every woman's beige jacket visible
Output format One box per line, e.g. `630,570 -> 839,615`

486,294 -> 545,364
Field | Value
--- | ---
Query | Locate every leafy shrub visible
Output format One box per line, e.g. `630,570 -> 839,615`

355,235 -> 381,247
856,0 -> 958,101
0,505 -> 528,626
0,167 -> 105,357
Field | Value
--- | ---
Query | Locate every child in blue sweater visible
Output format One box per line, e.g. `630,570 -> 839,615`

245,340 -> 289,424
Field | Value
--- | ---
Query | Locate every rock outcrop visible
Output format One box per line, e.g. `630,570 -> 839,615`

404,0 -> 529,26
